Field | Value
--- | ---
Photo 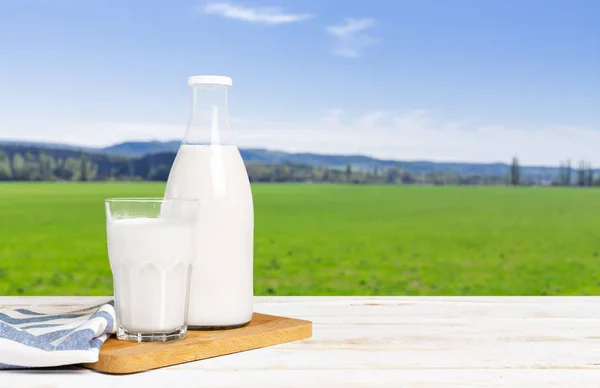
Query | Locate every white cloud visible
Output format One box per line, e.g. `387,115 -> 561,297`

321,108 -> 344,125
328,18 -> 375,37
354,111 -> 384,127
327,18 -> 378,58
202,2 -> 313,25
230,110 -> 600,166
1,110 -> 599,166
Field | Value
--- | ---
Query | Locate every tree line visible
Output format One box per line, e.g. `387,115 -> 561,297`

0,147 -> 173,182
510,157 -> 597,187
0,147 -> 512,185
1,146 -> 598,186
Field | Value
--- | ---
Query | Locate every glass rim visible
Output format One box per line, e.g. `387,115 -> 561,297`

105,197 -> 199,204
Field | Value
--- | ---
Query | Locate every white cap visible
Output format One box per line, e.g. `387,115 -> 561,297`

188,76 -> 232,86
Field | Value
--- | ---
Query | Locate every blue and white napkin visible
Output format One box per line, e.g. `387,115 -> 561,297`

0,302 -> 116,369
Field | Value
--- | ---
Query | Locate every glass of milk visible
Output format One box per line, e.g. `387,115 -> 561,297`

105,198 -> 199,342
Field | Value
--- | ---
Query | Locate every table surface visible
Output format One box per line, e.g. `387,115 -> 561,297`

1,296 -> 600,387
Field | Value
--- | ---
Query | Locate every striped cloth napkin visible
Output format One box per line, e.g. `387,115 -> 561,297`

0,302 -> 116,369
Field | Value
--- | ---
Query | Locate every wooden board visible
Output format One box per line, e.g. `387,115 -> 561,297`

82,312 -> 312,374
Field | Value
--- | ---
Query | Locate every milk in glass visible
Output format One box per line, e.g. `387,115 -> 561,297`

107,217 -> 195,333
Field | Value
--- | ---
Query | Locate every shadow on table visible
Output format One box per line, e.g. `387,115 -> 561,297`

2,365 -> 88,374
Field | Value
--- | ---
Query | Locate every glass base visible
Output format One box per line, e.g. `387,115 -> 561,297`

116,325 -> 187,342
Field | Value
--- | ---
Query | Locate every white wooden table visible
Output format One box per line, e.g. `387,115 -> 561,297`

1,296 -> 600,387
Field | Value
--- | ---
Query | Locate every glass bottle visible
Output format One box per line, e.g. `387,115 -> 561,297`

164,76 -> 254,328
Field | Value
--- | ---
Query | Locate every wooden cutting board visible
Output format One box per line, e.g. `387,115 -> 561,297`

82,313 -> 312,374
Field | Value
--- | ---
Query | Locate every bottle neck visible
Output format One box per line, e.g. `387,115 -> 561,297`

183,85 -> 235,146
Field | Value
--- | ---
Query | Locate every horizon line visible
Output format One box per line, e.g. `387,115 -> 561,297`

0,138 -> 592,170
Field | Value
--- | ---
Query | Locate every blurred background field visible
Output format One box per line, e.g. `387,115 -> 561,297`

1,182 -> 599,296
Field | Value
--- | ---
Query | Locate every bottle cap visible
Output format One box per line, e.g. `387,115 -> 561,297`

188,76 -> 232,86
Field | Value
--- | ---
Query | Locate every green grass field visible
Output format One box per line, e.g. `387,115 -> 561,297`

1,182 -> 599,296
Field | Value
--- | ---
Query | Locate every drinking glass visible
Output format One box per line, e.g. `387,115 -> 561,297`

105,198 -> 199,342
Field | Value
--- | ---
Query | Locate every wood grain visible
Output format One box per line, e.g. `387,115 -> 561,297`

82,313 -> 312,374
2,297 -> 600,387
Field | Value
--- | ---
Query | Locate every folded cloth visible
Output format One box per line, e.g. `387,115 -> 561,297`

0,302 -> 116,369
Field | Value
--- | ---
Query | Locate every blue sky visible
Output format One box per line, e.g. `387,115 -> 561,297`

0,0 -> 599,165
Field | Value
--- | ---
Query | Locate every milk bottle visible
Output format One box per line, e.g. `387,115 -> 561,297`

164,76 -> 254,328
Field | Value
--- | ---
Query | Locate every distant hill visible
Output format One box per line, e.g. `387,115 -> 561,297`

102,140 -> 182,157
0,139 -> 573,180
0,140 -> 95,152
0,140 -> 181,157
238,149 -> 566,181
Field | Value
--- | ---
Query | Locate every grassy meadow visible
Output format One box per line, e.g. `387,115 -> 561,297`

1,182 -> 600,296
